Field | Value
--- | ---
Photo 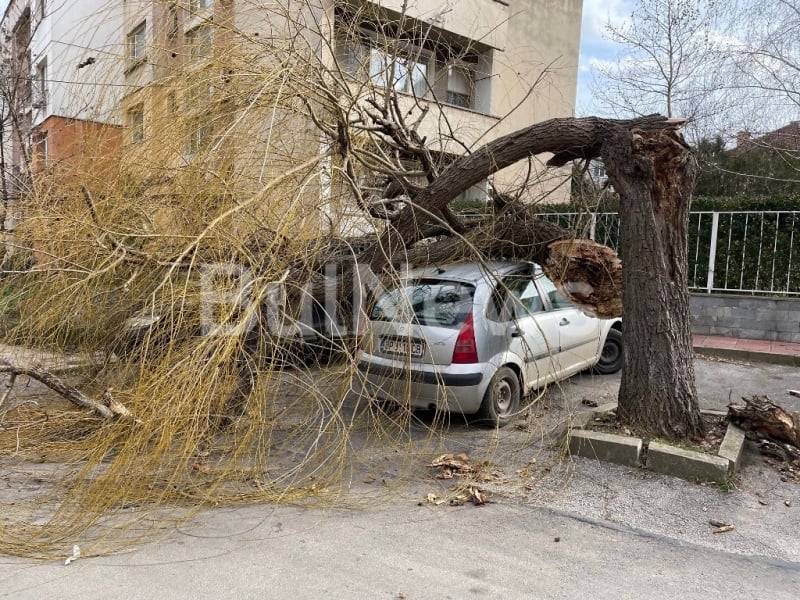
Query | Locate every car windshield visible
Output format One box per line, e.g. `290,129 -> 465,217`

371,279 -> 475,328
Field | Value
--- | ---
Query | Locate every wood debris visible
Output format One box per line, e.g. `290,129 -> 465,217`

428,453 -> 475,479
712,525 -> 735,534
709,519 -> 734,533
729,395 -> 800,480
448,486 -> 491,507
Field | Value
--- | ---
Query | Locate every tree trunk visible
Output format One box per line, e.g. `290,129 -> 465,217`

603,128 -> 704,439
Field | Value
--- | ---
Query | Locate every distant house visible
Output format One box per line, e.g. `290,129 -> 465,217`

735,121 -> 800,152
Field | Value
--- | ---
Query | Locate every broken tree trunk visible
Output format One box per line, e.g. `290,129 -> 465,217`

729,396 -> 800,476
603,127 -> 704,439
729,395 -> 800,450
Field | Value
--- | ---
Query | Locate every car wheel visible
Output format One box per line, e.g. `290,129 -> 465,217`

594,328 -> 623,374
476,366 -> 521,427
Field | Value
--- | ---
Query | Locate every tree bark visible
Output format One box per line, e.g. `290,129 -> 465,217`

604,128 -> 704,439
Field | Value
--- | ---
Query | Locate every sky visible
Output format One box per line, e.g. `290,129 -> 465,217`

576,0 -> 631,116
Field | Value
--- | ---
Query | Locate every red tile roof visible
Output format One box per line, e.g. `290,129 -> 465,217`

737,121 -> 800,151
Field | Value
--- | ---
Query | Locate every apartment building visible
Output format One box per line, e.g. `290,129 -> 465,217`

0,0 -> 125,207
3,0 -> 583,231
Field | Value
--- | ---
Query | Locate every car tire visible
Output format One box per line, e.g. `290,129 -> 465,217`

476,366 -> 521,428
594,328 -> 623,374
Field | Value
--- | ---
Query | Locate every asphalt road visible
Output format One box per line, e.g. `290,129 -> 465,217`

1,357 -> 799,599
1,501 -> 799,600
553,354 -> 800,413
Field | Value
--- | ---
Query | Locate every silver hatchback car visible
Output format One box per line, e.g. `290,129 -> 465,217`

357,262 -> 622,427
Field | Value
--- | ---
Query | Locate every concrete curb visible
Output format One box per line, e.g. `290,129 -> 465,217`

693,345 -> 800,367
568,429 -> 642,468
568,403 -> 747,484
647,442 -> 731,482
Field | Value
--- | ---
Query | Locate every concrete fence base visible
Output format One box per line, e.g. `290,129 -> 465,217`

691,294 -> 800,344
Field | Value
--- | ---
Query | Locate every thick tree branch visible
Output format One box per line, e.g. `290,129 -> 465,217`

0,361 -> 115,419
361,114 -> 683,272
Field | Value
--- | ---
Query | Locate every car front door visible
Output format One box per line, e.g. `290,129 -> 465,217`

495,273 -> 562,392
536,275 -> 601,376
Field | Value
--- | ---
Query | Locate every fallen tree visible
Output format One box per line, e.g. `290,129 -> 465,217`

302,109 -> 701,439
336,110 -> 687,317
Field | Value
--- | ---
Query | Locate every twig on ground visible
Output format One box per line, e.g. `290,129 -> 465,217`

0,360 -> 119,419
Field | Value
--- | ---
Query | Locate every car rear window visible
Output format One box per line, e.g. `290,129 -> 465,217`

370,279 -> 475,329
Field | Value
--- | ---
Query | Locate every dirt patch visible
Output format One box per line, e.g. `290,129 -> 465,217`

586,412 -> 728,455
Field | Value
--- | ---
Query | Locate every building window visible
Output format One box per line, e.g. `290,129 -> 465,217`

34,59 -> 47,110
369,48 -> 430,97
446,66 -> 473,109
127,21 -> 146,67
589,161 -> 607,183
129,104 -> 145,143
167,4 -> 180,39
189,0 -> 213,12
186,23 -> 213,60
186,121 -> 212,156
335,12 -> 494,113
341,37 -> 431,98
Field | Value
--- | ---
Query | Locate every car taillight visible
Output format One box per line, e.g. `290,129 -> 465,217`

452,312 -> 479,364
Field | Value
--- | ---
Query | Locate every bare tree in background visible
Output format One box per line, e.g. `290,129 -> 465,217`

591,0 -> 729,139
731,0 -> 800,116
0,9 -> 38,238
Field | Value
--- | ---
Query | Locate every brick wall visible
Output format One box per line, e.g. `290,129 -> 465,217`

691,294 -> 800,343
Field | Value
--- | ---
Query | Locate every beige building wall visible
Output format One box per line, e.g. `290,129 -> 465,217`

116,0 -> 582,235
368,0 -> 584,202
322,0 -> 584,203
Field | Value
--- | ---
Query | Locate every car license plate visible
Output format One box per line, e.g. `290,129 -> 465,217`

380,337 -> 425,357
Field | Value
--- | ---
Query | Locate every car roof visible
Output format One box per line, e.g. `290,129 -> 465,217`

401,261 -> 541,284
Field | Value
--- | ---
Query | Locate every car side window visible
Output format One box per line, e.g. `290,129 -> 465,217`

537,275 -> 574,310
489,276 -> 543,321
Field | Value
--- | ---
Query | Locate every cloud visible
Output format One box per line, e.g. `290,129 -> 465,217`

581,0 -> 632,44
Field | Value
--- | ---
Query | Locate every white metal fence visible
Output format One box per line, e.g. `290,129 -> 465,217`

537,211 -> 800,296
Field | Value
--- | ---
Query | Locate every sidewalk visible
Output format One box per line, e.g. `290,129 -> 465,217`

694,334 -> 800,366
